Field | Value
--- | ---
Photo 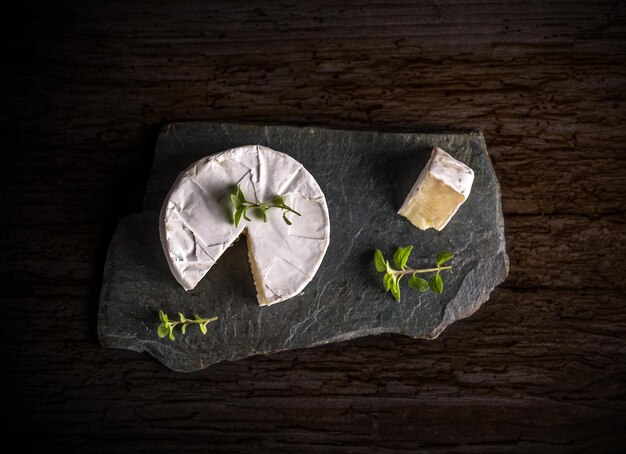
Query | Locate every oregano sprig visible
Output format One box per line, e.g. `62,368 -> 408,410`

157,310 -> 218,341
374,247 -> 454,301
230,185 -> 301,227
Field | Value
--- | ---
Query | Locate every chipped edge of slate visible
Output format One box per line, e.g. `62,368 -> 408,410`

428,130 -> 509,339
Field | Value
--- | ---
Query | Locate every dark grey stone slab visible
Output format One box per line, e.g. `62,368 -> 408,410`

98,122 -> 508,372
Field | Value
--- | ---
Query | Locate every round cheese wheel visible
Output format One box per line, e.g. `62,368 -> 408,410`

159,145 -> 331,306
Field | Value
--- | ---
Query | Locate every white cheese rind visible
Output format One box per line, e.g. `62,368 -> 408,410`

398,147 -> 474,231
159,145 -> 330,306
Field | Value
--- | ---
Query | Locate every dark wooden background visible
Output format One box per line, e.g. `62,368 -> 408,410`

3,0 -> 626,451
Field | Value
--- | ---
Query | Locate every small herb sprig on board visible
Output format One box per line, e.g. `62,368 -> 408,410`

374,247 -> 454,301
230,185 -> 301,227
157,310 -> 218,341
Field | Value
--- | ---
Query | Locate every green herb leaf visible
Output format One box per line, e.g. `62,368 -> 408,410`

390,279 -> 401,301
234,208 -> 243,227
157,323 -> 169,338
394,246 -> 413,270
230,193 -> 242,210
429,274 -> 443,294
383,273 -> 392,291
236,186 -> 245,203
408,275 -> 430,292
229,186 -> 300,225
375,247 -> 454,300
242,208 -> 251,222
436,251 -> 454,266
158,311 -> 218,341
374,249 -> 387,272
393,248 -> 402,269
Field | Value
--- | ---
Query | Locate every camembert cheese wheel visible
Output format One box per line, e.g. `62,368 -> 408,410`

160,145 -> 330,306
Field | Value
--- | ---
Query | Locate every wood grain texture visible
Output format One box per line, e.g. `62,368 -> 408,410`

2,0 -> 626,451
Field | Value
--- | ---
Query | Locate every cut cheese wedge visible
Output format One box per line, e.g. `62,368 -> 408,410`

398,147 -> 474,231
159,145 -> 330,306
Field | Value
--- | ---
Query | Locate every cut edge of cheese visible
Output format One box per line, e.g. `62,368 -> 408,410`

244,194 -> 330,306
398,147 -> 474,231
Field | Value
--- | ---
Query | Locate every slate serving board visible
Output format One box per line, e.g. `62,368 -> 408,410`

98,122 -> 508,373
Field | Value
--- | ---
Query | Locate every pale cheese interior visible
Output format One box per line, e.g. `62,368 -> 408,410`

399,173 -> 466,231
245,230 -> 270,306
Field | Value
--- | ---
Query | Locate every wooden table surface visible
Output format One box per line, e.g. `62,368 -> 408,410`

3,1 -> 626,452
